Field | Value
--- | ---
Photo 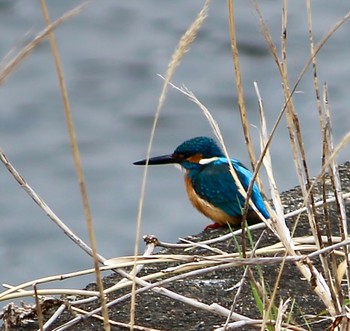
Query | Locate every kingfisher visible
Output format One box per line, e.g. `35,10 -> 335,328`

134,136 -> 269,229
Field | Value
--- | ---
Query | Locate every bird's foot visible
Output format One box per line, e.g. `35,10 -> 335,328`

204,222 -> 223,230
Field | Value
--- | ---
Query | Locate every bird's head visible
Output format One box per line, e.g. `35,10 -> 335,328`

133,136 -> 224,170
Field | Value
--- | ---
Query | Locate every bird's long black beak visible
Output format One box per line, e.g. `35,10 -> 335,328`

133,154 -> 180,165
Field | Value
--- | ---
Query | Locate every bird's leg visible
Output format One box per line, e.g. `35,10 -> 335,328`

204,222 -> 224,230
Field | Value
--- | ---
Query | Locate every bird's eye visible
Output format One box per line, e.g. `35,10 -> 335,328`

174,153 -> 185,159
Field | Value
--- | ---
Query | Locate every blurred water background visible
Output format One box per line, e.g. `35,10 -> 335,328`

0,0 -> 349,299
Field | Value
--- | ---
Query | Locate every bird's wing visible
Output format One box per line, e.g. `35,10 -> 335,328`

230,159 -> 269,218
191,158 -> 269,218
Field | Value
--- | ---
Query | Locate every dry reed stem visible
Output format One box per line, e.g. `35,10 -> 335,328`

305,0 -> 323,129
33,284 -> 44,331
39,1 -> 110,329
321,83 -> 345,313
130,2 -> 211,329
280,1 -> 319,256
227,2 -> 270,251
252,2 -> 350,317
254,82 -> 284,219
227,0 -> 256,170
254,81 -> 295,328
305,16 -> 338,310
254,82 -> 292,250
324,85 -> 349,236
324,91 -> 350,327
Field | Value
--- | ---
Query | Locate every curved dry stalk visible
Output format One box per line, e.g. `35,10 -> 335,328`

42,304 -> 67,331
0,148 -> 105,263
0,2 -> 89,85
115,241 -> 156,286
0,288 -> 99,301
179,237 -> 227,254
0,269 -> 97,300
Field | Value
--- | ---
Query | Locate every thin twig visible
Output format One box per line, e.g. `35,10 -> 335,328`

33,284 -> 44,331
0,148 -> 105,263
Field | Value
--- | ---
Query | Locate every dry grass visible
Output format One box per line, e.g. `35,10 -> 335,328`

1,1 -> 350,331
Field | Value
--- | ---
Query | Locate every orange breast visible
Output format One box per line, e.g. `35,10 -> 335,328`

184,175 -> 242,226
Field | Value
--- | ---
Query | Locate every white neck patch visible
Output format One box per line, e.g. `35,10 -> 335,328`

199,157 -> 219,165
173,163 -> 185,172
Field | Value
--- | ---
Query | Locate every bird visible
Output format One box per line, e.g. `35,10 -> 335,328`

134,136 -> 269,229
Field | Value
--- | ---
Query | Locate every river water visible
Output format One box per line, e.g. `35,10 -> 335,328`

0,1 -> 349,294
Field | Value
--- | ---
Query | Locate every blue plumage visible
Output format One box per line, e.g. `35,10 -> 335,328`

190,158 -> 270,220
134,136 -> 269,228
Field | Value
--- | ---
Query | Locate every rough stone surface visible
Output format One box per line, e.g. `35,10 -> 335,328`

2,162 -> 350,331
